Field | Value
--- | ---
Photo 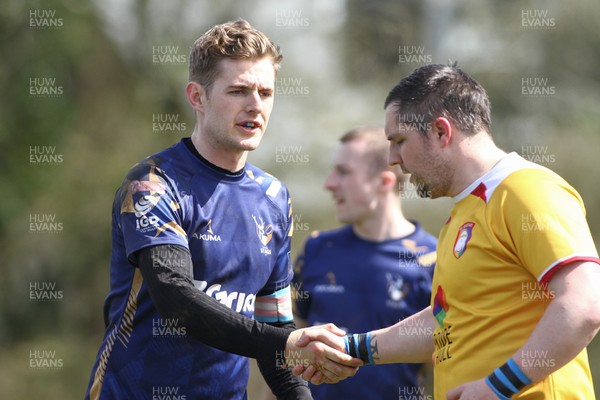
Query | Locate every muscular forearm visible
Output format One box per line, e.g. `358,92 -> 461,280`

369,306 -> 435,364
293,307 -> 435,385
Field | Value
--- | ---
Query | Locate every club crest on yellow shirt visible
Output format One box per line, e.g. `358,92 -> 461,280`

453,222 -> 475,259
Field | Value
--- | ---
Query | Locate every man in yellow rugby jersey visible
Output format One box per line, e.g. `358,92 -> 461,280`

294,64 -> 600,399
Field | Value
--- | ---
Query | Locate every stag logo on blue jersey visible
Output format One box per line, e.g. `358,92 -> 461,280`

252,215 -> 274,256
253,215 -> 273,245
386,273 -> 407,302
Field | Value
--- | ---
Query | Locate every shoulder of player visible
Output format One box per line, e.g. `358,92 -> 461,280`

125,158 -> 166,179
493,167 -> 581,204
298,227 -> 349,274
123,142 -> 185,182
118,156 -> 179,196
308,225 -> 352,241
115,146 -> 186,204
244,163 -> 291,204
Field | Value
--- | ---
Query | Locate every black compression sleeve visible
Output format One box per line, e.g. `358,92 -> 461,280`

135,244 -> 291,361
257,320 -> 312,400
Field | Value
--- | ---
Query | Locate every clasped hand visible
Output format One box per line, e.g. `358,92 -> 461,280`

284,324 -> 363,384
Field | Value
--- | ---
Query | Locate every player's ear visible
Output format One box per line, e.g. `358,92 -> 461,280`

380,170 -> 397,192
431,117 -> 452,147
186,81 -> 206,113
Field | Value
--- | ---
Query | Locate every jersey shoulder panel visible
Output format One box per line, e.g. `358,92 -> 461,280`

454,152 -> 546,204
494,166 -> 581,207
117,143 -> 187,201
114,143 -> 191,257
245,163 -> 291,205
244,163 -> 293,237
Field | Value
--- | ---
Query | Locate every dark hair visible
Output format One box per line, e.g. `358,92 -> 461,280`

189,19 -> 283,89
384,64 -> 491,135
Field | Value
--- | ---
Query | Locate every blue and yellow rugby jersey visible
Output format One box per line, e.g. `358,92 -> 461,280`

86,139 -> 294,400
295,224 -> 437,400
431,152 -> 599,399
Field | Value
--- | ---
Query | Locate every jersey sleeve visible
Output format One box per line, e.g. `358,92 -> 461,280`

500,170 -> 600,285
115,161 -> 188,260
136,244 -> 293,361
258,188 -> 294,294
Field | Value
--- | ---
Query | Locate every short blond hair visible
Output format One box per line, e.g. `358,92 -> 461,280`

189,19 -> 283,89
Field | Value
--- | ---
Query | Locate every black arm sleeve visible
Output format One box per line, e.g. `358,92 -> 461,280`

135,244 -> 290,361
257,320 -> 313,400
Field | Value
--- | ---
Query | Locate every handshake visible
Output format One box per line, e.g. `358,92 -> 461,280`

283,324 -> 366,385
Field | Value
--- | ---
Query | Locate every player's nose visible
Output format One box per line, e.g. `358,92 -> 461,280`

388,149 -> 403,168
324,171 -> 337,191
245,91 -> 263,113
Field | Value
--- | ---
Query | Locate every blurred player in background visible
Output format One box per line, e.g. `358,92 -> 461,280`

296,64 -> 600,399
85,19 -> 360,400
293,126 -> 437,399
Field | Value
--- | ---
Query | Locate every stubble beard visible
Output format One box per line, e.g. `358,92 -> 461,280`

416,169 -> 452,199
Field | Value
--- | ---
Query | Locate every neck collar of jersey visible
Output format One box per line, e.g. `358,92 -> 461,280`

183,138 -> 245,179
453,152 -> 528,204
350,221 -> 421,244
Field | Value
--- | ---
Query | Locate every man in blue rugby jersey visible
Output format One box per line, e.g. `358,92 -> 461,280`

293,126 -> 437,399
85,19 -> 360,400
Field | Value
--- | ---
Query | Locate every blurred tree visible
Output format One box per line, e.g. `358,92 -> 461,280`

0,0 -> 188,397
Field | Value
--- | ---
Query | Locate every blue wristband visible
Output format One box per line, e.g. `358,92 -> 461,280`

485,358 -> 532,399
344,333 -> 374,365
343,335 -> 350,355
